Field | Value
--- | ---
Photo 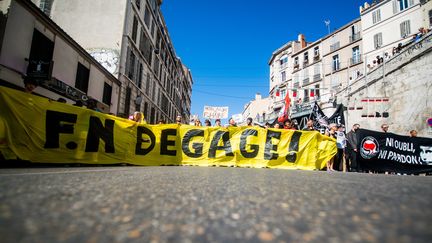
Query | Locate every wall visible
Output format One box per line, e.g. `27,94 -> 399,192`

338,32 -> 432,137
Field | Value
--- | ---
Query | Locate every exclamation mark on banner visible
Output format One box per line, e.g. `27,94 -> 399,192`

286,131 -> 301,163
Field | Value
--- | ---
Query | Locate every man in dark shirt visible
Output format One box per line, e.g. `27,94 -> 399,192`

302,119 -> 315,131
346,123 -> 360,172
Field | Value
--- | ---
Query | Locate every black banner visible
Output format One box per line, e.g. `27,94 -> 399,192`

357,129 -> 432,174
310,102 -> 345,134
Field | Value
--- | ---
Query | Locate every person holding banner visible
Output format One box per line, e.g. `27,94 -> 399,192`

214,119 -> 222,127
346,124 -> 361,172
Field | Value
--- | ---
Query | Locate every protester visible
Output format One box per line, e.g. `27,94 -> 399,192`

56,98 -> 67,103
326,123 -> 338,171
381,123 -> 389,133
346,124 -> 360,172
23,79 -> 38,94
246,117 -> 253,126
303,119 -> 315,131
264,122 -> 271,129
214,119 -> 222,127
204,119 -> 212,127
228,118 -> 237,127
284,119 -> 296,130
194,119 -> 202,127
130,111 -> 145,124
158,119 -> 166,124
176,115 -> 182,125
73,100 -> 84,107
335,125 -> 347,171
87,99 -> 102,112
273,123 -> 281,129
410,130 -> 418,137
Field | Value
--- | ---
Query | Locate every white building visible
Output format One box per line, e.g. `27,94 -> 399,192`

0,0 -> 121,113
242,93 -> 272,125
29,0 -> 193,123
360,0 -> 424,66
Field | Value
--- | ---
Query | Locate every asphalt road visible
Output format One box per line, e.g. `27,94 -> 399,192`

0,166 -> 431,243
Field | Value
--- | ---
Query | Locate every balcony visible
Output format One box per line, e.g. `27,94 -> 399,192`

293,82 -> 300,89
303,78 -> 310,85
293,63 -> 299,71
349,32 -> 361,43
303,59 -> 309,66
330,42 -> 340,52
313,74 -> 321,82
313,54 -> 320,61
350,55 -> 362,65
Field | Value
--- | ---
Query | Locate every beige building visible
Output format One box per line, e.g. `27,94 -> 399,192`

0,0 -> 121,113
242,93 -> 272,125
290,36 -> 323,121
360,0 -> 423,68
321,18 -> 363,111
30,0 -> 193,123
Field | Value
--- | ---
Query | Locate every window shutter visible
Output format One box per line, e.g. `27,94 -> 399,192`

393,0 -> 398,14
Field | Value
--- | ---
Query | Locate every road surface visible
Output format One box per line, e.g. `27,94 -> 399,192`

0,166 -> 431,242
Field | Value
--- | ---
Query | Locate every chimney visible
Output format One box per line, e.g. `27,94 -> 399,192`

298,34 -> 306,48
255,93 -> 262,100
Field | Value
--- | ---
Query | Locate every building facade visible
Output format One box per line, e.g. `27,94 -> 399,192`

0,0 -> 121,113
360,0 -> 423,67
321,18 -> 363,110
30,0 -> 193,123
241,93 -> 272,125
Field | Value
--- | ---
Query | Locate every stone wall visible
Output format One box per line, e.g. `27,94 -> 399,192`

337,32 -> 432,137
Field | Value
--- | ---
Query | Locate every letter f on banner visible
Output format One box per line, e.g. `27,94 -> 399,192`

44,110 -> 77,149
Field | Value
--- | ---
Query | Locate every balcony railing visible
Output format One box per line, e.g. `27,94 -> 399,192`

349,32 -> 361,43
293,82 -> 300,88
313,54 -> 320,61
313,74 -> 321,82
350,54 -> 362,65
303,78 -> 310,85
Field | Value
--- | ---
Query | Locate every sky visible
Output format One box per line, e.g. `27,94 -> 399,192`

161,0 -> 362,123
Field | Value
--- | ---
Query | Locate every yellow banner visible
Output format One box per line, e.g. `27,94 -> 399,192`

0,86 -> 336,170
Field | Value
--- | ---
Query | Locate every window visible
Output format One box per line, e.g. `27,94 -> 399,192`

124,87 -> 131,115
400,20 -> 411,38
374,33 -> 383,49
137,63 -> 143,88
132,16 -> 138,43
144,7 -> 151,28
126,48 -> 136,80
279,56 -> 288,67
75,63 -> 90,93
27,29 -> 54,81
146,73 -> 151,95
315,84 -> 320,97
39,0 -> 53,16
103,83 -> 112,105
294,57 -> 299,66
372,9 -> 381,24
280,89 -> 286,98
314,46 -> 319,57
352,46 -> 361,65
304,52 -> 309,64
332,55 -> 340,71
139,28 -> 153,65
399,0 -> 410,11
281,71 -> 286,81
429,10 -> 432,27
303,89 -> 309,102
151,21 -> 156,38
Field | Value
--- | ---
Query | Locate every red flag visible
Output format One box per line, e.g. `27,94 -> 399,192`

310,89 -> 315,97
278,93 -> 290,123
275,89 -> 280,97
292,90 -> 297,98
